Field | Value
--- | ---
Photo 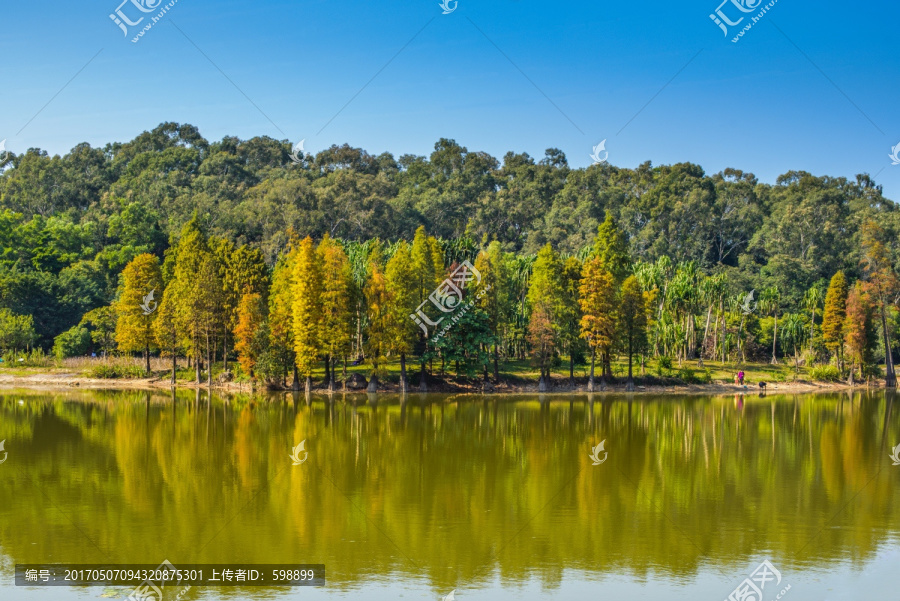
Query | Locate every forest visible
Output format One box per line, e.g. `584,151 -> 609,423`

0,121 -> 898,389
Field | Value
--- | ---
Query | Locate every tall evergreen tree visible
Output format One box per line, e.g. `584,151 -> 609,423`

292,236 -> 322,393
844,282 -> 875,384
578,257 -> 616,391
317,234 -> 353,390
822,271 -> 848,371
385,241 -> 419,392
619,275 -> 648,391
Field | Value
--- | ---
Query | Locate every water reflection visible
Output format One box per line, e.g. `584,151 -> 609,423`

0,390 -> 898,599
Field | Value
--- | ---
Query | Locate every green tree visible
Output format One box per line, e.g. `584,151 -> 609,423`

364,242 -> 391,392
593,213 -> 631,282
81,307 -> 117,358
0,309 -> 36,356
474,241 -> 511,381
780,313 -> 807,373
758,286 -> 781,364
620,275 -> 648,391
114,253 -> 163,374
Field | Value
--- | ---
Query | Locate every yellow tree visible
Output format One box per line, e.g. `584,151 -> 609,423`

385,241 -> 419,392
410,226 -> 445,388
220,242 -> 269,373
364,242 -> 391,392
270,246 -> 298,388
292,236 -> 322,393
317,235 -> 353,390
579,257 -> 616,391
844,282 -> 875,385
115,253 -> 163,374
822,271 -> 848,372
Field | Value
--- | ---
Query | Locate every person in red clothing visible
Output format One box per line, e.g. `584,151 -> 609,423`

738,370 -> 745,385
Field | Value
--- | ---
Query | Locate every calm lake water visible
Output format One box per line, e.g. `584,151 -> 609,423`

0,388 -> 899,600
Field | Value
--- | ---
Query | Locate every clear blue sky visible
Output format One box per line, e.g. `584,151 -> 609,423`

2,0 -> 899,197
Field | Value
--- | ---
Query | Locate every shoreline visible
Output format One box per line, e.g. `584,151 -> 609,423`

0,372 -> 874,396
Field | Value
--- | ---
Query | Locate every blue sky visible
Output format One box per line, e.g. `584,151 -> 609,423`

2,0 -> 899,197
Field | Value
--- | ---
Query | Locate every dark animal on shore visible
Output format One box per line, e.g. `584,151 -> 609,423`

759,382 -> 767,389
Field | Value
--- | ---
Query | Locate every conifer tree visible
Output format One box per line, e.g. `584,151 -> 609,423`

317,234 -> 353,390
822,271 -> 848,371
153,286 -> 180,384
385,241 -> 419,392
620,275 -> 648,391
475,241 -> 511,381
234,291 -> 266,378
292,236 -> 322,393
527,244 -> 563,389
269,247 -> 298,388
593,213 -> 631,283
364,242 -> 391,392
844,282 -> 875,384
578,257 -> 616,391
115,253 -> 163,374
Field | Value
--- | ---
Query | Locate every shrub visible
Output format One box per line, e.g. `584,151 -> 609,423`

53,325 -> 91,359
700,367 -> 713,383
656,356 -> 673,376
809,364 -> 841,382
87,363 -> 145,379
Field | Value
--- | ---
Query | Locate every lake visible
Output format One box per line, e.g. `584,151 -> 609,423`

0,389 -> 898,600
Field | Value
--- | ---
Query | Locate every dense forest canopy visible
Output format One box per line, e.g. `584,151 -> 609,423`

0,122 -> 897,383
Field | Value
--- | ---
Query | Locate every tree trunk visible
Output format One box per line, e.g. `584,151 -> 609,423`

493,344 -> 499,382
171,350 -> 177,385
145,344 -> 150,375
324,354 -> 331,388
771,312 -> 778,364
569,352 -> 575,389
343,355 -> 348,390
625,335 -> 635,392
195,346 -> 201,385
399,352 -> 408,392
419,360 -> 428,392
206,332 -> 212,387
588,350 -> 595,392
292,365 -> 300,391
881,304 -> 897,387
223,327 -> 228,373
305,375 -> 312,394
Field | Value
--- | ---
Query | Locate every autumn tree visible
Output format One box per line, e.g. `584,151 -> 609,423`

234,291 -> 266,378
822,271 -> 848,371
292,236 -> 322,393
385,241 -> 419,392
527,244 -> 563,390
269,248 -> 298,388
619,275 -> 648,391
860,220 -> 898,387
410,226 -> 445,389
219,242 -> 268,372
844,283 -> 875,384
114,253 -> 162,374
578,257 -> 616,391
317,235 -> 353,390
364,242 -> 391,392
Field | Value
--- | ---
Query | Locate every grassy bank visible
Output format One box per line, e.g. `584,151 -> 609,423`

0,354 -> 860,393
